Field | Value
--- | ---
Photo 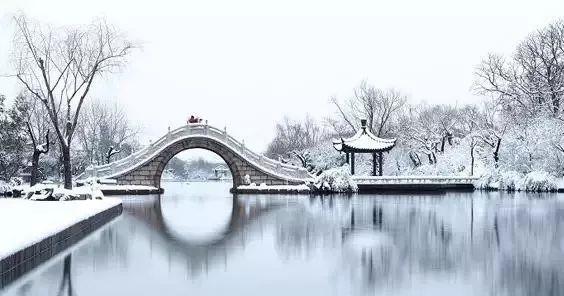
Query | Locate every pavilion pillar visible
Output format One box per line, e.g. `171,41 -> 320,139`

378,152 -> 383,176
350,152 -> 355,175
345,152 -> 350,164
372,152 -> 377,176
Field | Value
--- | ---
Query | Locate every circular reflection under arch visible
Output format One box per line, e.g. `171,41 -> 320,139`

160,149 -> 235,245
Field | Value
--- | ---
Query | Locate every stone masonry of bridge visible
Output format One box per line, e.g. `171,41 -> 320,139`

115,137 -> 304,190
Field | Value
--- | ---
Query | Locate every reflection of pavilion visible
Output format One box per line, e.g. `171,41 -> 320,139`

333,119 -> 396,176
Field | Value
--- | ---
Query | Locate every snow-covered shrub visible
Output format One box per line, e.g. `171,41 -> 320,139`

298,143 -> 346,175
9,177 -> 24,187
475,169 -> 557,192
314,166 -> 358,193
0,180 -> 11,195
474,169 -> 499,190
499,170 -> 524,191
522,171 -> 558,192
499,118 -> 564,176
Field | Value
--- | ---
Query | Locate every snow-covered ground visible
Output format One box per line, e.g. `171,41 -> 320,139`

0,198 -> 122,260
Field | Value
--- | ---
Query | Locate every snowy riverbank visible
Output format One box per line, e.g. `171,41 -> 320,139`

0,198 -> 122,261
475,170 -> 564,192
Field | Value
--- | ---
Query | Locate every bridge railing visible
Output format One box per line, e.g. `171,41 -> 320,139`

78,123 -> 312,181
353,176 -> 478,185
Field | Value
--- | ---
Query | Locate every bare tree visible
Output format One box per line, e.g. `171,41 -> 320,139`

13,15 -> 134,188
330,81 -> 406,137
474,20 -> 564,119
396,103 -> 478,166
473,100 -> 508,166
76,99 -> 139,166
266,115 -> 324,168
397,105 -> 441,165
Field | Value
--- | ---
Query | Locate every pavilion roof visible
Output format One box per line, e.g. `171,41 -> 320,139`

332,120 -> 396,153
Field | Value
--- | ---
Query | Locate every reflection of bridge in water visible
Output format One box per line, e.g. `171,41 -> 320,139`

123,195 -> 284,275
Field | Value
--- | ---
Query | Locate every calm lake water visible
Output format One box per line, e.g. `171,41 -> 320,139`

1,182 -> 563,296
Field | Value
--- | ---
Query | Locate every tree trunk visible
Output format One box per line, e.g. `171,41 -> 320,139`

440,136 -> 446,152
409,152 -> 420,167
493,138 -> 501,167
552,91 -> 559,115
62,146 -> 73,189
470,143 -> 475,176
30,151 -> 40,186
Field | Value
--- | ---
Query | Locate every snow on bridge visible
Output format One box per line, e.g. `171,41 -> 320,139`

76,123 -> 314,190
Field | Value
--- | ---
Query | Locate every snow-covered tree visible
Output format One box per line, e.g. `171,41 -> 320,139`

16,93 -> 52,185
266,115 -> 326,170
0,94 -> 28,181
13,15 -> 135,189
75,99 -> 139,166
474,20 -> 564,119
330,80 -> 406,137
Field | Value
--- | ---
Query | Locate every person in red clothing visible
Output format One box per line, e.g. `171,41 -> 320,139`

187,115 -> 198,124
187,115 -> 205,124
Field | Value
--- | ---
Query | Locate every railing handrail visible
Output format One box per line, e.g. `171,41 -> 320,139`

353,175 -> 479,180
353,175 -> 478,184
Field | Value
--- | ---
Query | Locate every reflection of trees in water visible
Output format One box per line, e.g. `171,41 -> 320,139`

274,194 -> 564,296
274,197 -> 352,260
73,225 -> 131,271
56,256 -> 74,296
490,202 -> 564,296
15,255 -> 76,296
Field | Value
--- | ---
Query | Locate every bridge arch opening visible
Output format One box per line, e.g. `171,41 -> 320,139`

161,148 -> 234,189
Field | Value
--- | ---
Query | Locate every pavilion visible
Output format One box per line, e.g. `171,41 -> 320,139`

332,119 -> 396,176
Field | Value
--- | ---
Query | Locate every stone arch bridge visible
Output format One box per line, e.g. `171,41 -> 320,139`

76,123 -> 313,191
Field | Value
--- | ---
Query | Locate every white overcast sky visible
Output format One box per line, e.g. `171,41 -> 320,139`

0,0 -> 563,154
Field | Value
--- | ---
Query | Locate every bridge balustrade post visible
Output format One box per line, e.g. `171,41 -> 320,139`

223,126 -> 228,140
204,121 -> 209,135
166,126 -> 171,140
240,140 -> 245,153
